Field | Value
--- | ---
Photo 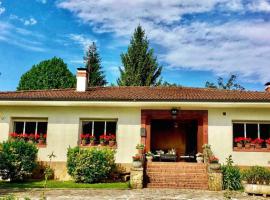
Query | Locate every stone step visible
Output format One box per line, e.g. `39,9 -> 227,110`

147,183 -> 209,190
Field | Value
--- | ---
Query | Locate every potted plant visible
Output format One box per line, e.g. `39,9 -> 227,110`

108,134 -> 116,147
39,134 -> 46,145
252,138 -> 264,149
132,154 -> 142,168
80,134 -> 88,146
234,137 -> 244,148
89,135 -> 95,146
145,151 -> 153,162
99,135 -> 106,146
9,133 -> 18,141
136,144 -> 145,155
208,156 -> 221,171
28,134 -> 35,144
244,137 -> 252,148
242,166 -> 270,196
266,138 -> 270,149
196,152 -> 204,163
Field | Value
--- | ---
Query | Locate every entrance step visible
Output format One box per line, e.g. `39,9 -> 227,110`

146,162 -> 208,190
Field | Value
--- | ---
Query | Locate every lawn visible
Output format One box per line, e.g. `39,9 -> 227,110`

0,180 -> 130,189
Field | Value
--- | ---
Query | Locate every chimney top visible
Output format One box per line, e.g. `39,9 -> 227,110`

76,68 -> 88,92
265,82 -> 270,92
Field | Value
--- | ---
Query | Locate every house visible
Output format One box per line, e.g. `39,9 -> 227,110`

0,68 -> 270,184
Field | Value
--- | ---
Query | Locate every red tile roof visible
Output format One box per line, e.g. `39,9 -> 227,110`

0,86 -> 269,102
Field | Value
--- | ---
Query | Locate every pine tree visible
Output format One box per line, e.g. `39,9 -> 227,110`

84,42 -> 107,86
117,25 -> 162,86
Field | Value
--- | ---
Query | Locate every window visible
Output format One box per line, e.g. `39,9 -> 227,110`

12,119 -> 48,145
232,122 -> 270,148
80,120 -> 117,145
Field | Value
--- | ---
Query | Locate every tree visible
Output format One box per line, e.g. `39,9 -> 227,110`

84,42 -> 107,86
117,25 -> 162,86
162,81 -> 181,87
17,57 -> 76,90
205,74 -> 245,90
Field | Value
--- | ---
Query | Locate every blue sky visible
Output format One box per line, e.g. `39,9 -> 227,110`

0,0 -> 270,91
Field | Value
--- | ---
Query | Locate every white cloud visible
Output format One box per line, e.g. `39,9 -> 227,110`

0,1 -> 5,15
68,34 -> 95,51
0,21 -> 45,52
58,0 -> 270,83
10,15 -> 38,26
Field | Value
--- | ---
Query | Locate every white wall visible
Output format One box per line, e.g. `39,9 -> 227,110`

208,108 -> 270,167
0,106 -> 141,163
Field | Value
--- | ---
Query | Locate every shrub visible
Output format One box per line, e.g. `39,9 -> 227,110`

0,140 -> 38,182
67,147 -> 116,183
242,166 -> 270,184
221,155 -> 242,190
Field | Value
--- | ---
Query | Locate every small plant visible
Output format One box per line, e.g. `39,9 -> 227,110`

132,154 -> 141,161
99,135 -> 109,144
89,135 -> 95,141
39,134 -> 47,145
202,144 -> 213,163
209,156 -> 219,163
252,138 -> 264,144
145,151 -> 153,157
109,135 -> 116,141
80,134 -> 89,145
136,144 -> 145,149
221,155 -> 242,190
242,166 -> 270,185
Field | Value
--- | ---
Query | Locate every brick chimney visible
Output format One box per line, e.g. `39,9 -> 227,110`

76,68 -> 88,92
265,82 -> 270,92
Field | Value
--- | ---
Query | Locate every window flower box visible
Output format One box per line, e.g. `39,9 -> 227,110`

252,138 -> 264,149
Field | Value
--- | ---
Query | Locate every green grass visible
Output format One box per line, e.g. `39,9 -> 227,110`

0,180 -> 130,189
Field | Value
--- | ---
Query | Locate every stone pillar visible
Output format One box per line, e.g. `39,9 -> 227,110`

130,167 -> 143,189
208,172 -> 223,191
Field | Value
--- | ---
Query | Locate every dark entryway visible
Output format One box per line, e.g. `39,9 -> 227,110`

150,119 -> 198,161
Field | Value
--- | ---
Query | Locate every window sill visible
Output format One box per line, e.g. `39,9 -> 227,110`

233,147 -> 270,152
80,144 -> 117,149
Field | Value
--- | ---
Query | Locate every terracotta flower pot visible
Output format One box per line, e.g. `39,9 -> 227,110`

267,144 -> 270,150
100,141 -> 105,146
237,143 -> 243,148
39,139 -> 45,145
81,139 -> 87,146
90,140 -> 95,146
109,141 -> 115,147
255,144 -> 262,149
245,143 -> 251,149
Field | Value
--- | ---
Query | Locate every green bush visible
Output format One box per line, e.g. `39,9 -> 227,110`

67,147 -> 116,183
0,140 -> 38,182
242,166 -> 270,184
221,155 -> 242,190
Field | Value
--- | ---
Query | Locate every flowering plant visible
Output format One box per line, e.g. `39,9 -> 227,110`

108,134 -> 116,141
234,137 -> 251,144
266,138 -> 270,144
132,154 -> 141,161
100,135 -> 110,142
252,138 -> 264,144
28,134 -> 35,140
136,144 -> 145,150
209,156 -> 219,163
80,134 -> 89,140
89,135 -> 95,141
10,133 -> 18,138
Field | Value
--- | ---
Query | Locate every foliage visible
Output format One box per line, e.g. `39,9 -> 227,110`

67,147 -> 116,183
221,155 -> 242,190
161,81 -> 180,87
0,140 -> 38,182
17,57 -> 76,90
84,42 -> 107,86
136,144 -> 145,149
0,195 -> 31,200
0,180 -> 129,189
117,25 -> 162,86
202,144 -> 213,163
205,74 -> 245,90
242,166 -> 270,184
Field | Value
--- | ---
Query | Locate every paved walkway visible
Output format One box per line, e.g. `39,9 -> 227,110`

0,188 -> 266,200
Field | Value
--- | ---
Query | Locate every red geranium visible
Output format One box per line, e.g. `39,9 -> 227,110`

100,135 -> 110,142
10,133 -> 18,138
209,156 -> 219,163
89,135 -> 95,141
252,138 -> 264,144
80,134 -> 88,139
234,137 -> 244,143
29,134 -> 35,139
35,134 -> 40,139
109,134 -> 116,141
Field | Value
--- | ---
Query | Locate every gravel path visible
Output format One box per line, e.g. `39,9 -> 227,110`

0,188 -> 266,200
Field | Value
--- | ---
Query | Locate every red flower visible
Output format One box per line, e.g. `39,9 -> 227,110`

35,134 -> 40,139
109,135 -> 116,141
89,135 -> 95,140
80,134 -> 88,139
29,134 -> 35,139
252,138 -> 264,144
10,133 -> 18,138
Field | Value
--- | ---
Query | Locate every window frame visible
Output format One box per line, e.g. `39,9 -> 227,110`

79,119 -> 118,145
232,120 -> 270,152
11,118 -> 48,147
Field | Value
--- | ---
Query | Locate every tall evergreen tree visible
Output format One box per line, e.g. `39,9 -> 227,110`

84,42 -> 107,86
117,25 -> 162,86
